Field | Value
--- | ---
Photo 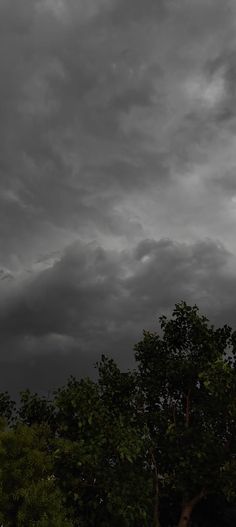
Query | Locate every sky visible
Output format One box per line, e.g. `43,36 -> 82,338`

1,0 -> 236,395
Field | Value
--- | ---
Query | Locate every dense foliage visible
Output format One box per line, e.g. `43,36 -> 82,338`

0,302 -> 236,526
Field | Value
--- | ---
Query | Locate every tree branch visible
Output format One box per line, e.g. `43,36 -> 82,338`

185,389 -> 191,428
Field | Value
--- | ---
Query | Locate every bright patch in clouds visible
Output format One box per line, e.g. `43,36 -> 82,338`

185,70 -> 226,109
37,0 -> 113,21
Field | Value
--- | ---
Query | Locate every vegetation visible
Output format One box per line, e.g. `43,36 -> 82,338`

0,302 -> 235,526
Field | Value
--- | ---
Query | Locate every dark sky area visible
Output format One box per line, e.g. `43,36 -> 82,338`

1,0 -> 236,395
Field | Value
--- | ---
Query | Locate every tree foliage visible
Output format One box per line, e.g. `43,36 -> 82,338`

0,422 -> 71,526
0,302 -> 235,526
134,302 -> 236,526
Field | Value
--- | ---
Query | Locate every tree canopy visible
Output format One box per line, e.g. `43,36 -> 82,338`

0,301 -> 235,526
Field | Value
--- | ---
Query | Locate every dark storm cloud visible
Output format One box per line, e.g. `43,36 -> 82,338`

1,0 -> 236,394
0,0 -> 170,269
0,0 -> 234,256
1,238 -> 236,394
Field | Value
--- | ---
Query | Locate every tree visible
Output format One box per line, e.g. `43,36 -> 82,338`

53,373 -> 152,526
0,391 -> 15,425
17,389 -> 55,429
0,422 -> 72,526
0,301 -> 235,527
134,301 -> 236,527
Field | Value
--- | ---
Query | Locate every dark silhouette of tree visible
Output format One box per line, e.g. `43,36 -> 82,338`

0,301 -> 235,526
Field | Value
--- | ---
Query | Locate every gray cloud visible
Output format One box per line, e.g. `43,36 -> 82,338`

1,0 -> 236,393
1,238 -> 236,394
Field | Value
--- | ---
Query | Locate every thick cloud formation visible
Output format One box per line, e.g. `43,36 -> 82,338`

1,238 -> 236,394
1,0 -> 236,393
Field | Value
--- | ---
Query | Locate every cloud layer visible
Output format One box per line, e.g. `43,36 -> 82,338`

1,238 -> 236,394
1,0 -> 236,393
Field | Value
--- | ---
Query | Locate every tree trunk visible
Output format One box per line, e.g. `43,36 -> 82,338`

177,501 -> 194,527
153,475 -> 161,527
177,490 -> 205,527
150,449 -> 161,527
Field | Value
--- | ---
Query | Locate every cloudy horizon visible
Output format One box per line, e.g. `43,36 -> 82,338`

1,0 -> 236,395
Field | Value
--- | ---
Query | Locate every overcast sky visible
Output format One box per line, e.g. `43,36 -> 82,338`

1,0 -> 236,395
